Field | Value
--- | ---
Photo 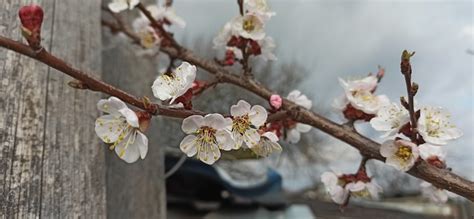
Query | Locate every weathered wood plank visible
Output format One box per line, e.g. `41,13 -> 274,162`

101,0 -> 166,217
0,0 -> 106,218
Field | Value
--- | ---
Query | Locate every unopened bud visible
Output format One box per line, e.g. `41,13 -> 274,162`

411,82 -> 419,96
19,5 -> 44,48
400,97 -> 409,110
67,80 -> 88,90
269,94 -> 282,110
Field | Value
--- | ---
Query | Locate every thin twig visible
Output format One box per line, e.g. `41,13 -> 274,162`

400,50 -> 418,142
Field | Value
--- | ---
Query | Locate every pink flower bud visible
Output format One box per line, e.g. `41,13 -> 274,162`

19,5 -> 44,33
269,94 -> 282,109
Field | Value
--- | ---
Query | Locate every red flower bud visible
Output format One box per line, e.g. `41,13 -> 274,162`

19,5 -> 44,33
19,5 -> 44,49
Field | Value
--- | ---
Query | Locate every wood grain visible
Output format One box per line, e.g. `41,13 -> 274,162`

0,0 -> 106,218
101,0 -> 166,217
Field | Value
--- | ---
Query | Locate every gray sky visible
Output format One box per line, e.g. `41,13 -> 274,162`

171,0 -> 473,183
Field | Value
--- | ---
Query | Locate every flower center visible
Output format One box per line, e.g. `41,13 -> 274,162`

352,188 -> 370,198
140,31 -> 158,48
353,90 -> 375,102
243,19 -> 255,32
395,145 -> 412,161
232,115 -> 251,134
197,126 -> 217,144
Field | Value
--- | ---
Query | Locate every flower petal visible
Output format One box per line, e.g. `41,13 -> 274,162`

95,115 -> 127,143
97,96 -> 127,115
243,129 -> 261,148
231,100 -> 251,117
136,131 -> 148,159
216,130 -> 234,151
114,131 -> 140,163
380,140 -> 396,158
197,142 -> 221,165
118,107 -> 139,128
296,123 -> 311,133
249,105 -> 267,127
286,129 -> 301,144
182,115 -> 204,134
179,135 -> 198,157
204,113 -> 228,130
108,1 -> 128,13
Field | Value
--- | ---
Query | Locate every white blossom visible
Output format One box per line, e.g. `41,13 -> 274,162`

108,0 -> 139,13
380,139 -> 419,172
250,132 -> 282,157
346,180 -> 382,200
321,172 -> 350,205
338,75 -> 389,114
370,102 -> 410,138
420,182 -> 449,204
180,114 -> 234,165
232,14 -> 266,41
132,21 -> 161,49
286,90 -> 312,143
95,97 -> 148,163
244,0 -> 275,21
418,143 -> 446,162
230,100 -> 268,149
258,36 -> 277,61
138,5 -> 185,28
152,62 -> 196,104
417,106 -> 462,145
213,22 -> 233,49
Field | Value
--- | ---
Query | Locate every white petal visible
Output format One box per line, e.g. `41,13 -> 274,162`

419,143 -> 446,161
331,186 -> 349,205
249,105 -> 267,127
128,0 -> 139,9
180,135 -> 198,157
151,75 -> 175,101
346,181 -> 366,192
204,114 -> 228,130
97,96 -> 126,115
232,131 -> 244,150
118,107 -> 139,128
216,130 -> 234,151
182,115 -> 204,134
296,123 -> 311,133
332,95 -> 348,111
321,171 -> 338,188
114,131 -> 141,163
197,142 -> 221,165
286,129 -> 301,144
108,1 -> 128,13
136,131 -> 148,159
95,115 -> 126,143
380,140 -> 396,158
262,132 -> 279,142
231,100 -> 251,117
243,129 -> 261,148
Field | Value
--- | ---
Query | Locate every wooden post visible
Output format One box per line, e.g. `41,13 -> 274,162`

101,1 -> 167,218
0,0 -> 106,218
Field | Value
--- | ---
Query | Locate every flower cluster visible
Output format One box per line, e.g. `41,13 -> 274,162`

332,65 -> 462,204
151,62 -> 197,106
333,72 -> 389,121
266,90 -> 312,144
321,170 -> 382,205
179,100 -> 282,164
213,0 -> 276,65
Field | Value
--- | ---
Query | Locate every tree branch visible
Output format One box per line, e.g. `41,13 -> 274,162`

158,45 -> 474,201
